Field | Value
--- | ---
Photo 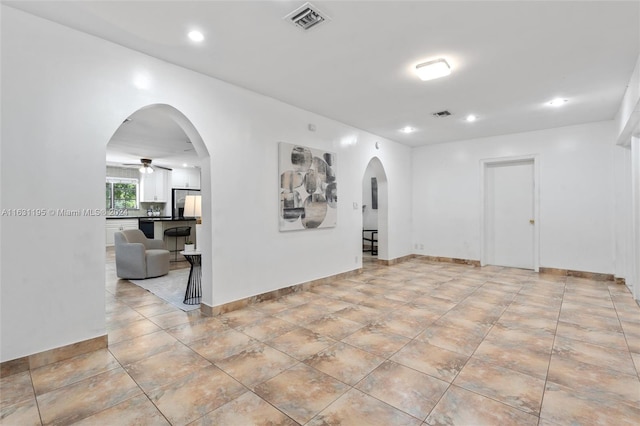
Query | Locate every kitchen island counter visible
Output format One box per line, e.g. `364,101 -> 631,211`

138,218 -> 196,251
138,217 -> 197,222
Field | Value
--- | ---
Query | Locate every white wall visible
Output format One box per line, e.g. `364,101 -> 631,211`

613,145 -> 635,292
0,7 -> 413,362
613,54 -> 640,301
626,137 -> 640,301
630,137 -> 640,300
412,121 -> 616,274
381,144 -> 414,259
615,54 -> 640,145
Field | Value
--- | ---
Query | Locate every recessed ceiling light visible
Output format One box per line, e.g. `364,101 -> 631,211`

415,58 -> 451,81
548,98 -> 568,107
188,30 -> 204,42
400,126 -> 416,134
465,114 -> 477,122
182,163 -> 188,167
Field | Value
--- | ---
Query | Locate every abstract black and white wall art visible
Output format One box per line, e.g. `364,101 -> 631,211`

371,177 -> 378,210
279,142 -> 337,231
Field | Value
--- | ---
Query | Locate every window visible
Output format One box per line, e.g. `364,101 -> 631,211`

106,178 -> 138,209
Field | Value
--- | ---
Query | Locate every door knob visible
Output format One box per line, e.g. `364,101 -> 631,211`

529,219 -> 535,225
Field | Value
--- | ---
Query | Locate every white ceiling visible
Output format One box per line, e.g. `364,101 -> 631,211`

7,0 -> 640,159
106,105 -> 199,170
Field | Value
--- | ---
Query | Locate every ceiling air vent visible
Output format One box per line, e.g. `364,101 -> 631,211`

285,2 -> 330,31
432,110 -> 452,118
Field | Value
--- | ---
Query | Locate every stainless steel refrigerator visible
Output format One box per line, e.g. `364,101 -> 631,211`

172,188 -> 201,219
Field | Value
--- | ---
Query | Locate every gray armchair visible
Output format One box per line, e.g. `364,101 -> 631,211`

114,229 -> 170,279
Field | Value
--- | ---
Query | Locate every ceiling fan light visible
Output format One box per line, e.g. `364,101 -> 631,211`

415,58 -> 451,81
139,165 -> 154,174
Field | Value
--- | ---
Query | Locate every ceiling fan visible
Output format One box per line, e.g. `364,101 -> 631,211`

122,158 -> 172,174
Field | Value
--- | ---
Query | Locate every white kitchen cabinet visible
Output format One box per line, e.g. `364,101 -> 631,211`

105,219 -> 138,246
171,168 -> 200,189
141,169 -> 169,202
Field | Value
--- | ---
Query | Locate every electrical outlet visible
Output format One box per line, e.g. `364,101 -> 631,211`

355,256 -> 359,264
414,243 -> 419,249
420,244 -> 424,250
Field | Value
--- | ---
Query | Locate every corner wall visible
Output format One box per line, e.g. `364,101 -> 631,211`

0,6 -> 412,362
615,54 -> 640,146
411,121 -> 616,274
613,53 -> 640,300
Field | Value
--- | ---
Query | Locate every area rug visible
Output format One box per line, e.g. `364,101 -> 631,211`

128,269 -> 199,312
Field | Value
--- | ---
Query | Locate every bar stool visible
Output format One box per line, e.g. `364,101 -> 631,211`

164,226 -> 191,261
362,229 -> 378,256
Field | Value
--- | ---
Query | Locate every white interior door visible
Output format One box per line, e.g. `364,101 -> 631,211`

485,160 -> 535,269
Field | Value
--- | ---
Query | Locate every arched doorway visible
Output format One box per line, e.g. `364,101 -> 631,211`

362,157 -> 389,261
105,104 -> 213,307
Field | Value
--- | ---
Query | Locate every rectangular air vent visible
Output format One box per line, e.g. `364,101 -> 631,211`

432,110 -> 452,118
285,2 -> 330,31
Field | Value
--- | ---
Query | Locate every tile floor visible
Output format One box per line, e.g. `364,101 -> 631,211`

2,254 -> 639,425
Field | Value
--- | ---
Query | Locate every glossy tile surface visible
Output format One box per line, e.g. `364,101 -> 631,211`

304,342 -> 384,385
308,388 -> 422,425
425,385 -> 539,425
147,365 -> 246,425
254,363 -> 349,424
2,253 -> 639,425
356,360 -> 448,420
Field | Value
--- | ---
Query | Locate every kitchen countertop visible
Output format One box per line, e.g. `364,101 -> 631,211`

138,217 -> 197,222
105,216 -> 196,221
105,216 -> 147,220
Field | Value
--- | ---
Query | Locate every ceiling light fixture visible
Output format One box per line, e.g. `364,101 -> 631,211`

465,114 -> 477,122
139,164 -> 154,174
400,126 -> 416,134
188,30 -> 204,42
415,58 -> 451,81
548,98 -> 568,107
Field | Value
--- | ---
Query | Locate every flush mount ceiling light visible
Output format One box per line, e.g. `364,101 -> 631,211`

399,126 -> 416,134
548,98 -> 568,107
188,30 -> 204,42
415,58 -> 451,81
465,114 -> 477,122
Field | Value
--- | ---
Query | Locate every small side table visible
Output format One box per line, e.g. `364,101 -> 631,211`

180,250 -> 201,305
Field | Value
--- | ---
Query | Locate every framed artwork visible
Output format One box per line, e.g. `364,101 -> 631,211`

279,142 -> 337,231
371,177 -> 378,210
